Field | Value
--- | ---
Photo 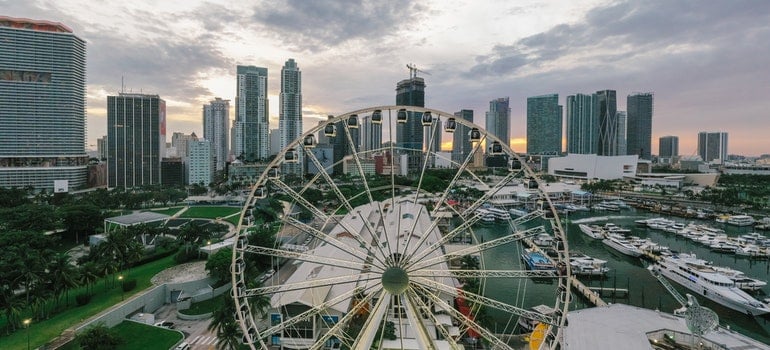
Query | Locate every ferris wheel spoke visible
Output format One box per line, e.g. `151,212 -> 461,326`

309,289 -> 383,350
405,287 -> 461,350
342,120 -> 375,204
429,132 -> 486,217
349,289 -> 391,349
408,226 -> 546,272
411,117 -> 438,206
241,273 -> 379,298
284,216 -> 385,270
412,283 -> 514,350
401,286 -> 440,349
401,213 -> 483,267
412,269 -> 558,279
241,245 -> 368,271
459,171 -> 517,217
397,205 -> 427,269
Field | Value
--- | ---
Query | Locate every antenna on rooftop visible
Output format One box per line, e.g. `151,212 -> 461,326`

406,63 -> 431,79
121,76 -> 124,93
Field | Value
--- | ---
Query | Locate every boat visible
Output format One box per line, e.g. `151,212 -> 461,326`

649,253 -> 770,315
475,209 -> 496,223
532,233 -> 554,247
602,233 -> 643,257
564,204 -> 589,212
569,253 -> 610,276
593,202 -> 620,211
516,304 -> 556,333
727,215 -> 756,227
509,208 -> 529,217
578,224 -> 604,239
485,206 -> 511,221
709,241 -> 739,254
521,248 -> 555,270
603,223 -> 631,234
735,245 -> 770,259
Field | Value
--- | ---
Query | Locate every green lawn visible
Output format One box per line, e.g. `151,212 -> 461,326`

0,256 -> 176,350
179,206 -> 241,220
56,321 -> 182,350
178,294 -> 223,316
149,206 -> 185,216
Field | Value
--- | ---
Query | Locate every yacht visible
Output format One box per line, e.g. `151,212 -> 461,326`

509,208 -> 529,217
578,224 -> 604,239
485,206 -> 511,221
735,245 -> 770,259
602,233 -> 643,257
728,215 -> 756,226
603,223 -> 631,234
569,253 -> 610,276
516,304 -> 556,333
521,248 -> 555,271
649,253 -> 770,316
532,233 -> 555,247
475,209 -> 496,223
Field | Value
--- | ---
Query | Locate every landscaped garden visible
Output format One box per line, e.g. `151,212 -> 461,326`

59,320 -> 183,350
178,293 -> 224,316
179,206 -> 241,220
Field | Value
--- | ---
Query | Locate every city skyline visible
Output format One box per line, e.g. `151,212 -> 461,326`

4,1 -> 770,156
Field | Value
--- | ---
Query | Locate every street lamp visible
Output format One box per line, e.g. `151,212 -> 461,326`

23,318 -> 31,350
118,275 -> 124,300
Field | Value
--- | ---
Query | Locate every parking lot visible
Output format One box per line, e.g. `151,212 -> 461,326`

154,302 -> 218,349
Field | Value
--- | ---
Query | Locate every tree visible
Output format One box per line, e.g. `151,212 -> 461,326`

209,292 -> 236,334
77,323 -> 123,350
79,261 -> 99,296
59,203 -> 104,244
206,248 -> 233,285
48,252 -> 80,307
216,320 -> 242,350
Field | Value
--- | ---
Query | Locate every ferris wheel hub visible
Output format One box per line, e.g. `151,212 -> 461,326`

382,266 -> 410,295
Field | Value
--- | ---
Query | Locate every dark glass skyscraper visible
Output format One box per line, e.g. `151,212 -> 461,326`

526,94 -> 562,155
698,132 -> 728,164
565,93 -> 598,154
452,109 -> 474,164
659,136 -> 679,163
107,93 -> 166,188
486,98 -> 510,147
0,17 -> 88,190
627,92 -> 654,160
396,76 -> 425,170
597,90 -> 618,156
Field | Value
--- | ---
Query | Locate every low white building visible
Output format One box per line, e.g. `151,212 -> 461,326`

187,139 -> 213,185
548,154 -> 638,180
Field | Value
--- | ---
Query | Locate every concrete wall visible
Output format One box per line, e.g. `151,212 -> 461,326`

75,285 -> 166,333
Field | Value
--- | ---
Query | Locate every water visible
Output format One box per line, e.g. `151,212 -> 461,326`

474,209 -> 770,343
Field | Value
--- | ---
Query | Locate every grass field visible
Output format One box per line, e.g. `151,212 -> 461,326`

149,206 -> 185,216
179,206 -> 241,220
0,256 -> 176,350
178,294 -> 223,316
57,321 -> 183,350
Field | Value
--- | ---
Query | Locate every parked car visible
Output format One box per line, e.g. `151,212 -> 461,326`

154,321 -> 175,329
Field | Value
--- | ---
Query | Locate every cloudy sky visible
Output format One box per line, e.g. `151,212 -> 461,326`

5,0 -> 770,156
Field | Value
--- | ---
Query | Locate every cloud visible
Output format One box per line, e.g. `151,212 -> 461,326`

250,0 -> 428,51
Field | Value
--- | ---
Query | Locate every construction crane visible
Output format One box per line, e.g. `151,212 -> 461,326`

406,63 -> 431,79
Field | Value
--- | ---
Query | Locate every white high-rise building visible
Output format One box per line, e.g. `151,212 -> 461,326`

187,139 -> 213,185
203,98 -> 229,171
279,59 -> 302,175
233,65 -> 268,162
269,128 -> 281,156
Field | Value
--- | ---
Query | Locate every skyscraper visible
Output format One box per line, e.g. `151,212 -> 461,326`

187,139 -> 213,185
107,93 -> 166,188
597,90 -> 618,156
0,17 -> 88,190
396,76 -> 425,170
626,92 -> 654,160
233,65 -> 268,162
698,132 -> 728,164
361,115 -> 382,153
659,136 -> 679,164
279,59 -> 302,175
486,98 -> 510,147
526,94 -> 562,155
565,93 -> 599,154
203,97 -> 229,172
615,111 -> 627,156
452,109 -> 474,164
171,132 -> 198,159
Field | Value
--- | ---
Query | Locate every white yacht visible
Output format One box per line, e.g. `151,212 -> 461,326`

728,215 -> 756,226
475,208 -> 496,223
509,208 -> 529,217
569,253 -> 610,276
602,233 -> 643,257
578,224 -> 604,239
649,253 -> 770,316
532,233 -> 555,247
485,206 -> 511,221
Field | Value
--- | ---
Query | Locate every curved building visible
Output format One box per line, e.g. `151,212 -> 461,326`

0,17 -> 87,190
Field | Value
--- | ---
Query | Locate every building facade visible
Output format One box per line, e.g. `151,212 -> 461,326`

615,111 -> 627,156
171,132 -> 198,159
187,139 -> 213,185
565,93 -> 598,154
233,65 -> 269,162
97,136 -> 108,160
203,98 -> 229,172
597,90 -> 618,156
626,92 -> 653,160
659,136 -> 679,164
107,93 -> 165,188
486,97 -> 510,147
698,131 -> 728,164
360,114 -> 382,153
160,157 -> 185,187
0,17 -> 88,190
452,109 -> 474,164
279,59 -> 303,175
526,94 -> 562,155
395,76 -> 426,170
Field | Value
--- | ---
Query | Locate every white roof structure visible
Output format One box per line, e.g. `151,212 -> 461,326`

563,303 -> 769,350
104,211 -> 170,232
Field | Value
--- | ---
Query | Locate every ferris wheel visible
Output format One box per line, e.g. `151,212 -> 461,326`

231,106 -> 571,349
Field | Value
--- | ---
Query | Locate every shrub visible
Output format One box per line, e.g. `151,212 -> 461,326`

122,279 -> 137,292
76,293 -> 92,306
174,249 -> 199,264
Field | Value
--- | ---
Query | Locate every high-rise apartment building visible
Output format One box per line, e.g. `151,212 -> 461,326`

597,90 -> 618,156
565,93 -> 598,154
659,136 -> 679,164
269,129 -> 281,157
187,139 -> 213,185
396,76 -> 426,170
107,93 -> 166,188
626,92 -> 654,160
280,59 -> 302,175
203,98 -> 229,171
526,94 -> 562,155
615,111 -> 627,156
171,132 -> 198,159
486,98 -> 510,147
698,132 -> 728,164
0,17 -> 88,190
233,65 -> 268,162
361,115 -> 382,153
452,109 -> 474,164
97,136 -> 108,160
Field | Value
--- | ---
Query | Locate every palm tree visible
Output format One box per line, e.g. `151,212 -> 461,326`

208,292 -> 236,334
0,288 -> 23,333
48,252 -> 79,307
216,320 -> 242,350
79,261 -> 99,296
